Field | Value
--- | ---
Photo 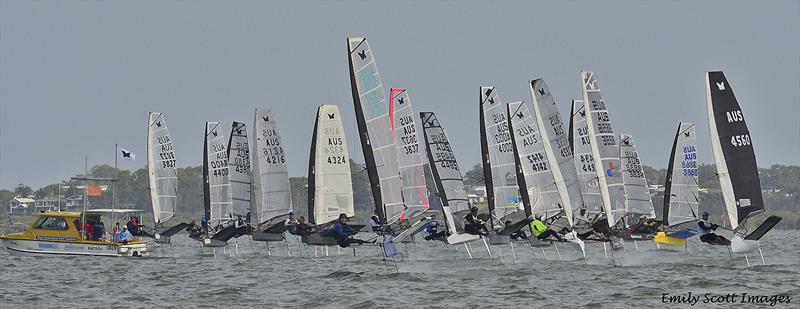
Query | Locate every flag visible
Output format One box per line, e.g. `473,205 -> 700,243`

118,147 -> 136,162
87,183 -> 103,197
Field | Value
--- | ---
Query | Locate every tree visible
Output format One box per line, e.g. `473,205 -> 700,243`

14,183 -> 32,197
463,163 -> 484,187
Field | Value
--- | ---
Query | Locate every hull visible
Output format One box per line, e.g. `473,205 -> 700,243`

730,235 -> 758,254
1,237 -> 148,257
654,232 -> 687,247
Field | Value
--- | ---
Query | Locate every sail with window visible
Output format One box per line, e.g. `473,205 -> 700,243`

420,112 -> 480,245
389,88 -> 430,220
479,86 -> 522,232
581,71 -> 627,230
348,37 -> 404,226
619,134 -> 656,220
705,71 -> 781,255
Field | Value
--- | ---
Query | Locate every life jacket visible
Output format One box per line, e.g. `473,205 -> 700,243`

530,219 -> 549,237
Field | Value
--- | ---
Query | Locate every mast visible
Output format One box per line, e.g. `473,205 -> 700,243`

307,106 -> 320,225
705,71 -> 762,229
347,37 -> 403,224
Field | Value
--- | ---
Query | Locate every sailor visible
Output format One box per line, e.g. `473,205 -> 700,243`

464,207 -> 489,236
530,214 -> 564,241
368,213 -> 382,232
698,211 -> 730,245
118,225 -> 132,244
422,214 -> 446,241
331,213 -> 367,248
200,215 -> 209,234
186,218 -> 202,238
284,211 -> 299,226
292,216 -> 313,236
575,208 -> 591,226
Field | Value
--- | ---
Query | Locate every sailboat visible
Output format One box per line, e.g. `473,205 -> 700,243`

654,122 -> 700,248
568,99 -> 607,238
705,71 -> 781,263
618,134 -> 658,240
387,88 -> 435,243
580,70 -> 626,250
529,79 -> 586,256
347,37 -> 405,235
146,112 -> 188,243
208,121 -> 253,242
303,105 -> 364,246
419,111 -> 481,246
250,108 -> 295,241
196,121 -> 233,247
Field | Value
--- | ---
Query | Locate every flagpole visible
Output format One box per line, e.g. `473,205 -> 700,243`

112,143 -> 118,222
82,156 -> 87,240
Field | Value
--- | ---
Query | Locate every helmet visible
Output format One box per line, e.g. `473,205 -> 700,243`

702,211 -> 710,217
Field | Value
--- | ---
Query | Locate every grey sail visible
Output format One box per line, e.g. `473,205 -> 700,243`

479,86 -> 521,228
530,79 -> 582,226
507,101 -> 563,219
347,37 -> 404,225
310,105 -> 354,225
420,112 -> 470,233
663,122 -> 699,226
389,88 -> 429,220
619,134 -> 656,219
227,122 -> 251,218
569,99 -> 604,217
251,108 -> 293,224
147,112 -> 178,225
581,70 -> 626,227
204,121 -> 233,229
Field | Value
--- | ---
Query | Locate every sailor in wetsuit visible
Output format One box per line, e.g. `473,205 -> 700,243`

464,207 -> 489,236
698,211 -> 730,245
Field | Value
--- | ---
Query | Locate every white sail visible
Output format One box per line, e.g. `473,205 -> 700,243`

389,88 -> 429,220
204,121 -> 233,228
581,70 -> 626,227
663,122 -> 699,226
569,100 -> 604,217
147,112 -> 178,225
530,79 -> 582,226
227,122 -> 251,218
507,101 -> 563,219
479,86 -> 521,225
619,134 -> 656,219
310,105 -> 354,225
420,112 -> 470,233
348,37 -> 404,224
251,108 -> 293,224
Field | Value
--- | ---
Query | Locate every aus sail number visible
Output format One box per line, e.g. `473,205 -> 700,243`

730,134 -> 751,147
327,156 -> 346,165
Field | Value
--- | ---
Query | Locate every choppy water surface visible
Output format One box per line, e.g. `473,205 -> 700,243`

1,230 -> 798,308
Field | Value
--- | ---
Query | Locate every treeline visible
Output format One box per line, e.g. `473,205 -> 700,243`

2,163 -> 797,228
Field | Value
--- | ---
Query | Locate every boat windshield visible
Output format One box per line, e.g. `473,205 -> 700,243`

32,216 -> 69,230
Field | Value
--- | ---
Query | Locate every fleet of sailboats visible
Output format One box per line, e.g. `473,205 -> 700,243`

6,38 -> 783,267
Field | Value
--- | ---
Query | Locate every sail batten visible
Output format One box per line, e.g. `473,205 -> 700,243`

348,37 -> 404,224
147,112 -> 178,225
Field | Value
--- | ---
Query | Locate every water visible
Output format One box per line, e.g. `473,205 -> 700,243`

1,231 -> 798,308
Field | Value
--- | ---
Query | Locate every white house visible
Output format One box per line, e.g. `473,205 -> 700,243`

9,196 -> 36,215
34,196 -> 64,212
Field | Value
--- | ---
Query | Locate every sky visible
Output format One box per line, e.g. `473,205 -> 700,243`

1,1 -> 798,189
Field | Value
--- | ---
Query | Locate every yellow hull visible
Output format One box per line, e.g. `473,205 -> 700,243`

654,232 -> 686,246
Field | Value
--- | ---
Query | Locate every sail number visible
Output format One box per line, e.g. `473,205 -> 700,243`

327,156 -> 346,165
730,134 -> 751,147
579,154 -> 595,172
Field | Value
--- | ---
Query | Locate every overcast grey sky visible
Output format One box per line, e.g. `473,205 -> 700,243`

1,1 -> 798,189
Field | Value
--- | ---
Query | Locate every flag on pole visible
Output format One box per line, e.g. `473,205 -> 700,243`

87,183 -> 103,197
118,147 -> 136,162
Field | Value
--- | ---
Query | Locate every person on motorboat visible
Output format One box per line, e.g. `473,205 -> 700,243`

422,214 -> 447,241
118,225 -> 132,244
698,211 -> 730,245
464,207 -> 489,236
530,214 -> 564,241
126,217 -> 140,236
329,213 -> 368,248
83,220 -> 93,240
